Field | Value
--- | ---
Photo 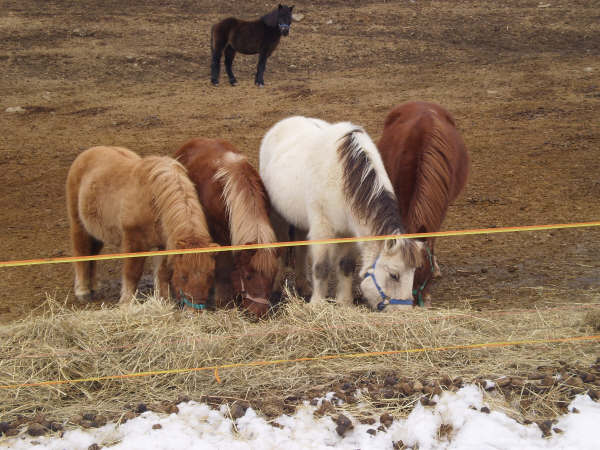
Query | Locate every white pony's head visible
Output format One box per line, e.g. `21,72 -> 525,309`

359,238 -> 423,311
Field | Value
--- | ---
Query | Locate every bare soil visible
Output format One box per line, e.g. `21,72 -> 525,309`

1,0 -> 599,322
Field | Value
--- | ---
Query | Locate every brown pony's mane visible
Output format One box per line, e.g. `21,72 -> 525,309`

142,156 -> 212,251
214,153 -> 278,278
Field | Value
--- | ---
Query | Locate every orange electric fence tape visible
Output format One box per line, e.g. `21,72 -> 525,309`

1,221 -> 600,268
1,334 -> 598,390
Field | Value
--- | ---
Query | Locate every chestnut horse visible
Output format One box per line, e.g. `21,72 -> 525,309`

66,146 -> 218,308
174,138 -> 279,317
378,101 -> 470,306
210,4 -> 294,87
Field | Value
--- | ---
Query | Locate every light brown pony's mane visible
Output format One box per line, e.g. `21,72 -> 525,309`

214,154 -> 278,278
408,116 -> 455,233
142,156 -> 212,252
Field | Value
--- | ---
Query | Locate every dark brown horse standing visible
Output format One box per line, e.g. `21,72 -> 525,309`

174,138 -> 280,317
210,4 -> 294,87
378,101 -> 470,306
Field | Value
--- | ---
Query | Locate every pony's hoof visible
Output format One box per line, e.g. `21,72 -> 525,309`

229,80 -> 238,86
255,82 -> 265,88
211,80 -> 219,86
308,297 -> 328,307
76,292 -> 93,303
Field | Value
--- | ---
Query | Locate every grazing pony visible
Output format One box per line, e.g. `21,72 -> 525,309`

210,4 -> 294,87
260,116 -> 423,311
66,146 -> 218,308
378,101 -> 470,306
174,138 -> 279,318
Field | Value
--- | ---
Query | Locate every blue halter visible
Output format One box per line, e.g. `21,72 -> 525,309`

179,289 -> 205,310
364,257 -> 413,311
364,244 -> 434,311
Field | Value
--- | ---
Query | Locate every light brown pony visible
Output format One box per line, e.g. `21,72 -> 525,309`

66,146 -> 218,307
378,101 -> 470,306
174,138 -> 279,318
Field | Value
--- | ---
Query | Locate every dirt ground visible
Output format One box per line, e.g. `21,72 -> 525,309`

1,0 -> 599,323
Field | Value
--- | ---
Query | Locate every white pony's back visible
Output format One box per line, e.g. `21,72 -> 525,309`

259,116 -> 394,235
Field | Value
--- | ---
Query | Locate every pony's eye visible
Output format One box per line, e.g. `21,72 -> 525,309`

390,273 -> 400,282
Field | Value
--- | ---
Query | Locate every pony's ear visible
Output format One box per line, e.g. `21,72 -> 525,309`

416,225 -> 427,242
290,5 -> 294,11
279,4 -> 283,9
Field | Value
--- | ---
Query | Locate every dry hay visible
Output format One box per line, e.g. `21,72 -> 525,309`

1,290 -> 599,427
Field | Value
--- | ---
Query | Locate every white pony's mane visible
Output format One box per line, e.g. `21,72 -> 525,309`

335,124 -> 405,237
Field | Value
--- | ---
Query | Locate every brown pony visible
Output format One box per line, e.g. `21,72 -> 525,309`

377,101 -> 470,306
66,146 -> 218,308
174,138 -> 279,317
210,4 -> 294,87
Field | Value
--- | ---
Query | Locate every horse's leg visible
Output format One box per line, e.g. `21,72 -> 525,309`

119,232 -> 146,304
70,222 -> 99,302
428,239 -> 441,278
291,227 -> 312,299
334,242 -> 357,306
210,26 -> 226,86
433,257 -> 441,278
88,237 -> 103,294
308,243 -> 330,305
224,45 -> 237,86
268,208 -> 301,297
254,51 -> 268,87
153,255 -> 170,299
307,220 -> 334,305
214,252 -> 235,309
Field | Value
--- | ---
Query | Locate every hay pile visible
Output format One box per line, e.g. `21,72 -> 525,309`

1,292 -> 599,425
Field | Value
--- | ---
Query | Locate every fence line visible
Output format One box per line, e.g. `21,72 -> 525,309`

1,221 -> 600,268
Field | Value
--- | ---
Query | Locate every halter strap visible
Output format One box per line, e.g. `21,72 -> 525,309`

365,243 -> 435,311
179,289 -> 205,310
364,257 -> 413,311
239,276 -> 270,306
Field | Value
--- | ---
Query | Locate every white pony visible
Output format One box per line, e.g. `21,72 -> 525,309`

259,116 -> 423,311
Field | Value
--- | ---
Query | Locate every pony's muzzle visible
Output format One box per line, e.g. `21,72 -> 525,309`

279,24 -> 290,35
242,295 -> 270,318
